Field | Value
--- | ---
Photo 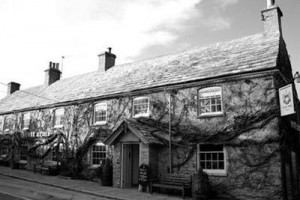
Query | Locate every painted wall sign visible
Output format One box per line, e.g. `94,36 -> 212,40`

279,84 -> 295,116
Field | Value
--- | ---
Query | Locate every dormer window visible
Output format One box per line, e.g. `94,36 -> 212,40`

133,97 -> 150,118
22,113 -> 31,130
198,87 -> 223,116
54,108 -> 64,128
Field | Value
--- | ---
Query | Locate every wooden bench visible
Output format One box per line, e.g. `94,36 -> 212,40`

33,160 -> 60,175
150,174 -> 192,199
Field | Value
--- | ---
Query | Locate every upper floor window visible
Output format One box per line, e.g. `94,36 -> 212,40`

22,113 -> 31,130
54,108 -> 64,127
133,97 -> 149,117
198,87 -> 223,116
91,142 -> 107,166
198,144 -> 226,175
94,102 -> 107,125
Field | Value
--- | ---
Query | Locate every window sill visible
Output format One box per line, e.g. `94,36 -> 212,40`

204,170 -> 227,177
93,122 -> 107,126
197,113 -> 224,118
54,125 -> 63,129
133,113 -> 150,118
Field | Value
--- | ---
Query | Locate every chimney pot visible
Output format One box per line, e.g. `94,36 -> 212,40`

98,47 -> 116,72
267,0 -> 275,9
45,61 -> 62,85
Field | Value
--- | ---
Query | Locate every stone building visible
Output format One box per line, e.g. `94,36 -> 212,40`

0,1 -> 299,199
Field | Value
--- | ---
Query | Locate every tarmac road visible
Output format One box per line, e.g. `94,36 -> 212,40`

0,175 -> 110,200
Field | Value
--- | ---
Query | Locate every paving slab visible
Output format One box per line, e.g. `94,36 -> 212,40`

0,166 -> 188,200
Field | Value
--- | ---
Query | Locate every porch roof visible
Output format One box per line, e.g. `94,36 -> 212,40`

105,119 -> 166,146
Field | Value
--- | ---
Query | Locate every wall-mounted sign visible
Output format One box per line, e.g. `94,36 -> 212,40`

279,84 -> 295,116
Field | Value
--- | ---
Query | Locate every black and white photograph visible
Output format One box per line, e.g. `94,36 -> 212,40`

0,0 -> 300,199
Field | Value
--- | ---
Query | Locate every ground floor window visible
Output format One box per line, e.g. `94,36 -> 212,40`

52,144 -> 63,162
198,144 -> 226,175
91,142 -> 107,166
20,145 -> 28,161
0,141 -> 8,155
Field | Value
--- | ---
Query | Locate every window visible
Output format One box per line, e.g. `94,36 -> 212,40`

133,97 -> 150,117
198,144 -> 226,175
20,145 -> 28,161
91,143 -> 107,165
0,141 -> 8,155
52,144 -> 63,161
22,113 -> 31,130
94,102 -> 107,125
54,108 -> 64,127
198,87 -> 223,116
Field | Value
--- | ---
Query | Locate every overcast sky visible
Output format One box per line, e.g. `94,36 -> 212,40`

0,0 -> 299,98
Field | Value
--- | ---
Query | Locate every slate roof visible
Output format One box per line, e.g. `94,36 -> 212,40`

0,32 -> 280,114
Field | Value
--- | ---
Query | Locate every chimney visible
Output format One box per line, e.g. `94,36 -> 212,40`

45,62 -> 62,85
98,47 -> 116,72
7,82 -> 20,95
261,0 -> 283,35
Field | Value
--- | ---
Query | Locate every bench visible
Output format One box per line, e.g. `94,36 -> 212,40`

150,174 -> 192,199
33,160 -> 60,175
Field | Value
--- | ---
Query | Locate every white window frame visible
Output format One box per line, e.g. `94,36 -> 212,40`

91,142 -> 107,166
52,143 -> 63,162
93,102 -> 108,125
198,87 -> 223,116
54,108 -> 64,128
197,144 -> 227,176
133,97 -> 150,118
22,113 -> 31,130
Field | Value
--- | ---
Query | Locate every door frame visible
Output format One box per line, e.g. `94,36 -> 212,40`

121,142 -> 140,189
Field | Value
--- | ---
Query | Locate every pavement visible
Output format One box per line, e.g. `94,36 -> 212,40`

0,166 -> 187,200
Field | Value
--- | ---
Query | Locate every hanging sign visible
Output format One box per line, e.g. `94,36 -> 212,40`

279,84 -> 295,116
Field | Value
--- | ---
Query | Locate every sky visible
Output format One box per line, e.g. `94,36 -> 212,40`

0,0 -> 299,98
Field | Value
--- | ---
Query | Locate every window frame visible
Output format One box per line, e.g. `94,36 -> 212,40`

132,97 -> 150,118
19,145 -> 28,161
52,143 -> 64,162
22,113 -> 31,130
93,102 -> 108,125
54,108 -> 64,128
197,144 -> 227,176
198,86 -> 224,117
90,142 -> 108,166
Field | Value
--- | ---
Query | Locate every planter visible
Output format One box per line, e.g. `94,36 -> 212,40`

11,162 -> 19,169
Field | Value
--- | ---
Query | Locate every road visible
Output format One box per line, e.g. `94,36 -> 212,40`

0,175 -> 110,200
